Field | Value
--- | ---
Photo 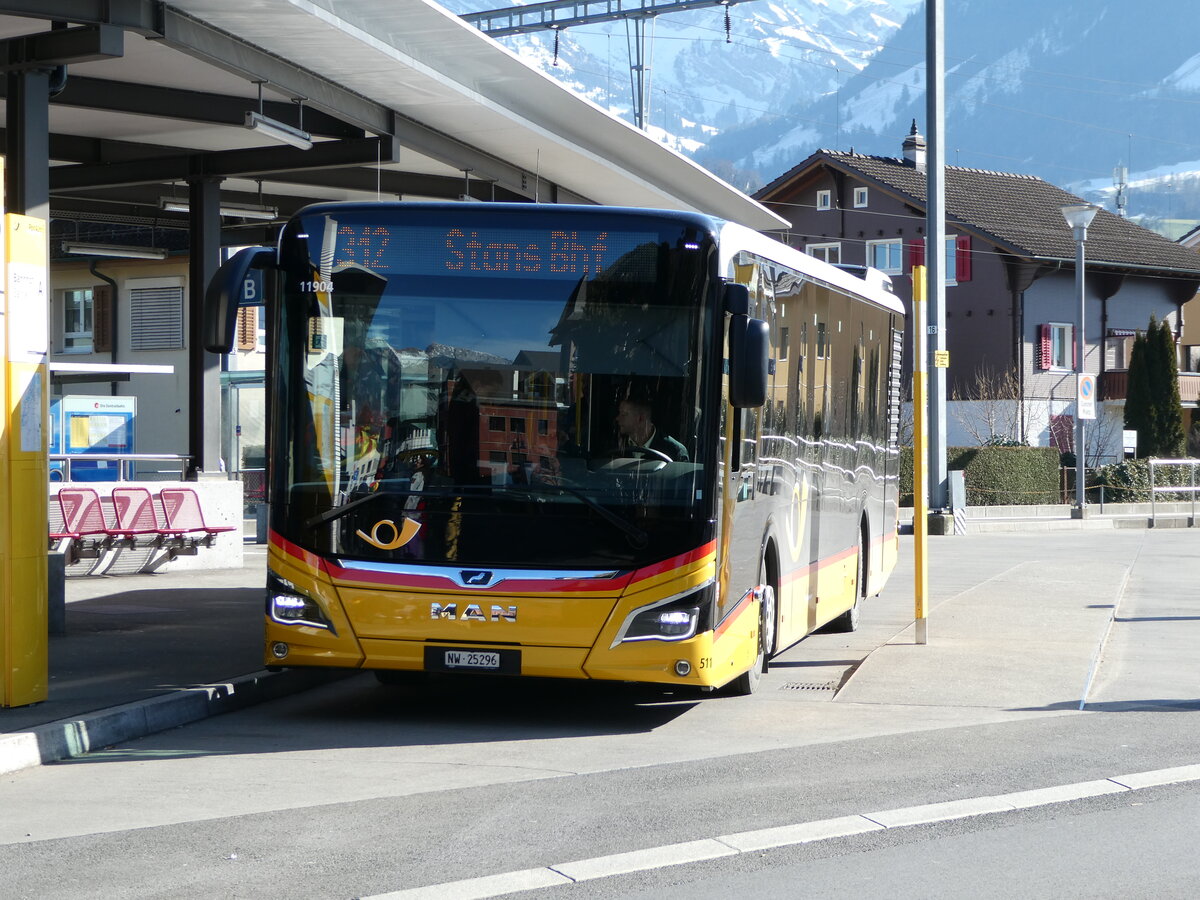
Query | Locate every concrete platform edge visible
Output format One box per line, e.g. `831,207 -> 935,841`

0,668 -> 351,777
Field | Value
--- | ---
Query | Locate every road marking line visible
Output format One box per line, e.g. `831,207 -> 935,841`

998,779 -> 1128,808
550,838 -> 737,882
862,795 -> 1014,828
364,764 -> 1200,900
1111,764 -> 1200,790
719,814 -> 883,852
366,867 -> 571,899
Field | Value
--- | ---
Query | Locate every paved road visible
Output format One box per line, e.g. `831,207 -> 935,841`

2,529 -> 1199,898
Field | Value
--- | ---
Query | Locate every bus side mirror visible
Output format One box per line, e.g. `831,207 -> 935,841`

729,314 -> 769,409
204,246 -> 275,353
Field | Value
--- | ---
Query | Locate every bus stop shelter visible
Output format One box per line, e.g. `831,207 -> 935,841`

2,0 -> 786,473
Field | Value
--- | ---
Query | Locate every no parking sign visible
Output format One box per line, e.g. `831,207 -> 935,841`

1078,373 -> 1096,420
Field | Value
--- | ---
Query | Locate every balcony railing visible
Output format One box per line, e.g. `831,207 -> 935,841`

1101,370 -> 1200,403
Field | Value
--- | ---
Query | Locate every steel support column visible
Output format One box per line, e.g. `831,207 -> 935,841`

188,177 -> 223,477
5,68 -> 49,219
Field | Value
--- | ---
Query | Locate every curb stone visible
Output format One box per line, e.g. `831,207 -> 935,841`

0,668 -> 351,776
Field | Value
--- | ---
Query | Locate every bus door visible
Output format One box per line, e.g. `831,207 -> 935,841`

718,259 -> 773,629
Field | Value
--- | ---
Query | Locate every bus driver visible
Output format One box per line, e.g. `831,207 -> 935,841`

615,395 -> 688,462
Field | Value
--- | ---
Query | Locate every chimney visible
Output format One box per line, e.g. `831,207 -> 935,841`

903,120 -> 926,171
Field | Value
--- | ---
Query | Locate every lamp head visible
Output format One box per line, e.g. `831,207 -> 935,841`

1061,203 -> 1100,241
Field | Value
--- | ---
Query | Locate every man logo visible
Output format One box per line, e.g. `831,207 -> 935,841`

460,570 -> 493,586
431,602 -> 517,622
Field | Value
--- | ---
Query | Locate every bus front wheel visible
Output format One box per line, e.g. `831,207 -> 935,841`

729,584 -> 775,696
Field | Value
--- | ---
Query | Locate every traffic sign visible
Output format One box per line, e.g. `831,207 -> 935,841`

1078,373 -> 1096,420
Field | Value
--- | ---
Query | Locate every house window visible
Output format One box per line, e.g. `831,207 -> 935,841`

806,242 -> 841,264
816,189 -> 832,211
1039,323 -> 1074,370
488,415 -> 505,432
779,326 -> 789,360
1106,334 -> 1134,370
944,236 -> 958,285
509,417 -> 525,434
867,239 -> 903,274
62,288 -> 94,353
853,187 -> 869,208
537,419 -> 549,436
129,285 -> 184,350
816,322 -> 828,359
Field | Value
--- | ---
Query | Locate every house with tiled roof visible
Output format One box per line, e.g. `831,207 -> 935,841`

754,124 -> 1200,461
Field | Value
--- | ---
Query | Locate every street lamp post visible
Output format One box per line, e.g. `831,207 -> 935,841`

1061,203 -> 1099,518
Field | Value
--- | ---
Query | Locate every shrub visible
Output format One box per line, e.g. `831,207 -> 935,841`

900,445 -> 1060,506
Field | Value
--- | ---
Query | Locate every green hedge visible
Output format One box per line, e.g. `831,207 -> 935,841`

900,445 -> 1061,506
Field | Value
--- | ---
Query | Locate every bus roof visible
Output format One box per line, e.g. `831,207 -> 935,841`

716,220 -> 906,317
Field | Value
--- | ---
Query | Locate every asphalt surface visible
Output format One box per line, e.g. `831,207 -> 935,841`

3,515 -> 1199,778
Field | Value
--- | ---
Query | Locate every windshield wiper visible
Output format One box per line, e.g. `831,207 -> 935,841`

305,490 -> 396,530
495,483 -> 648,548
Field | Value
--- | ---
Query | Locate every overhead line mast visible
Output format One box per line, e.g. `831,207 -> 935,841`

462,0 -> 753,130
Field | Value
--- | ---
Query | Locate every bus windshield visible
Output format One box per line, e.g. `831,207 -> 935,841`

272,205 -> 718,569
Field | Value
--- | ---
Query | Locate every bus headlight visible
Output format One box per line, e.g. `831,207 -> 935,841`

625,606 -> 699,641
617,583 -> 713,644
267,573 -> 334,632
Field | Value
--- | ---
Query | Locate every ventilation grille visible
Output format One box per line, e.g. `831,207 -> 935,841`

130,286 -> 184,350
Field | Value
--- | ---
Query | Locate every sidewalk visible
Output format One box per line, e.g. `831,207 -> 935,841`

0,543 -> 344,775
3,516 -> 1197,776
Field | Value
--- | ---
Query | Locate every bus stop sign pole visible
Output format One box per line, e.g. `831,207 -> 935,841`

2,207 -> 50,707
912,264 -> 929,645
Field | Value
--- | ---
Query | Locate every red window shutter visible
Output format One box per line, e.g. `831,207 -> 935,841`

1038,324 -> 1052,369
93,284 -> 113,353
955,235 -> 972,282
906,238 -> 925,273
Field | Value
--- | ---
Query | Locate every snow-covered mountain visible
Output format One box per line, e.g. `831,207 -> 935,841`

447,0 -> 1200,231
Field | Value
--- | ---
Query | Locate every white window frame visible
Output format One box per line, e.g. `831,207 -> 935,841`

853,186 -> 869,208
806,242 -> 841,264
866,239 -> 903,274
816,189 -> 832,211
1048,322 -> 1072,371
61,287 -> 94,354
944,235 -> 958,286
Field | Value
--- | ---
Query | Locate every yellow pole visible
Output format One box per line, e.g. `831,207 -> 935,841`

912,264 -> 929,644
2,204 -> 50,707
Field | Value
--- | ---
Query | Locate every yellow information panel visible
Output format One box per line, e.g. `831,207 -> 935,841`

2,208 -> 50,707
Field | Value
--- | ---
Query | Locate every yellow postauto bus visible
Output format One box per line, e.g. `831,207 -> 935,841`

207,202 -> 904,694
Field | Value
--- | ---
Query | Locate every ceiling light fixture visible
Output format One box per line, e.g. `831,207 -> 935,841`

244,110 -> 312,150
159,197 -> 279,220
62,241 -> 168,260
243,81 -> 312,150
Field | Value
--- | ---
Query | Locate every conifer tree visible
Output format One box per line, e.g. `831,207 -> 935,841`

1124,323 -> 1154,457
1152,317 -> 1186,457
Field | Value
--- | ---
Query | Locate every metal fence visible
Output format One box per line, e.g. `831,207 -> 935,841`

1149,458 -> 1200,524
49,453 -> 191,482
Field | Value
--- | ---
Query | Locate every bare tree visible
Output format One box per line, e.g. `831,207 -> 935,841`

951,366 -> 1023,445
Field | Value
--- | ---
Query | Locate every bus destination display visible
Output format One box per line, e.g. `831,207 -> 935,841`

323,222 -> 658,281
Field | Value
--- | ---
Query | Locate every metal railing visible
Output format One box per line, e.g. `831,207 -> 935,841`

49,453 -> 191,482
1149,458 -> 1200,524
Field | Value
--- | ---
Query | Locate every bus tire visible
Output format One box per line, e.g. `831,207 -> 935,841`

729,584 -> 774,696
